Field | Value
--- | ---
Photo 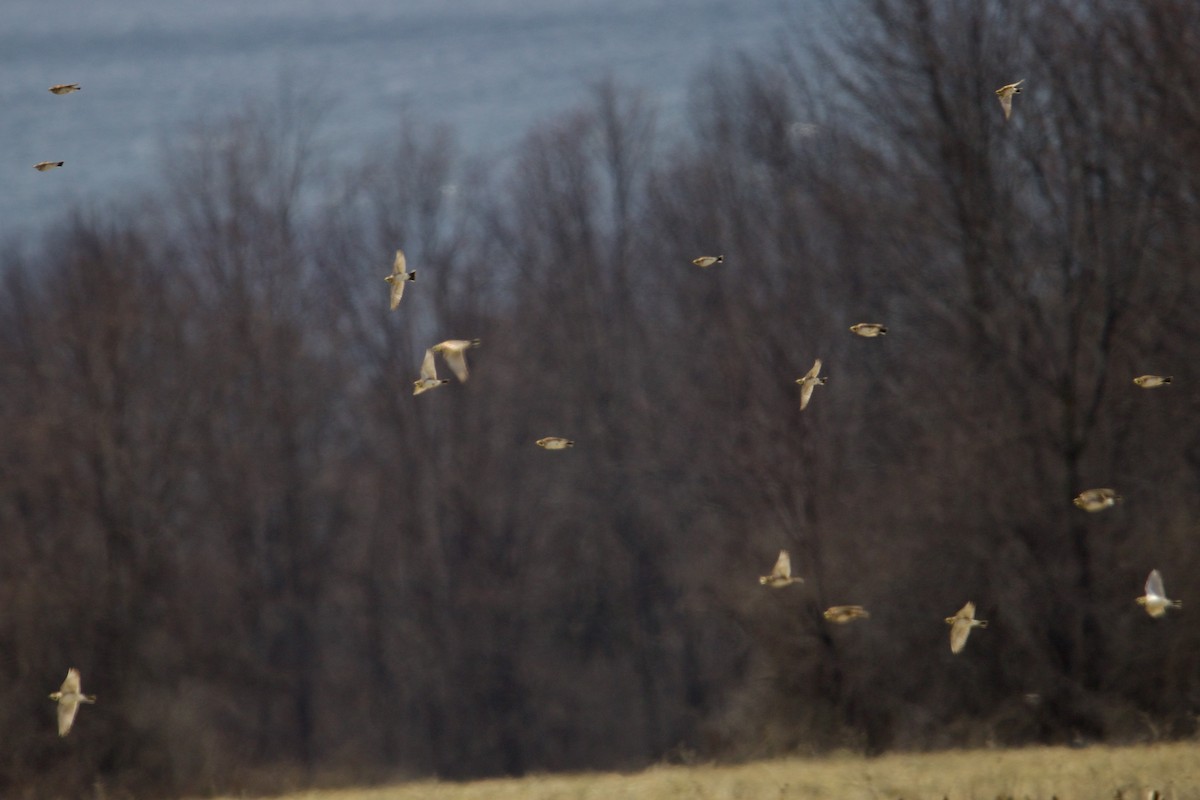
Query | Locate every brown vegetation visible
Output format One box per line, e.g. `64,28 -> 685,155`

2,1 -> 1200,796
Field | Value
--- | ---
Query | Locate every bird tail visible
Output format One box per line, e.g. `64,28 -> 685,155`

407,270 -> 417,281
976,620 -> 989,628
82,695 -> 97,703
1163,377 -> 1174,384
879,327 -> 888,335
1171,600 -> 1183,609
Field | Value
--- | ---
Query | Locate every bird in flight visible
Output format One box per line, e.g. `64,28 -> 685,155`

759,549 -> 803,588
431,339 -> 481,383
824,605 -> 870,623
995,80 -> 1023,121
412,349 -> 450,395
849,323 -> 887,337
385,249 -> 416,310
1136,569 -> 1181,618
34,161 -> 64,172
536,437 -> 574,450
1073,488 -> 1120,512
796,358 -> 827,411
692,255 -> 724,268
946,601 -> 988,654
1133,375 -> 1172,388
49,83 -> 81,95
48,669 -> 96,736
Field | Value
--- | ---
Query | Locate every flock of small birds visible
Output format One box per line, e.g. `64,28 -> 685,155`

30,76 -> 1182,780
748,79 -> 1181,657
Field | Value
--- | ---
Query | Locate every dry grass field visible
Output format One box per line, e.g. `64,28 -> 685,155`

210,743 -> 1200,800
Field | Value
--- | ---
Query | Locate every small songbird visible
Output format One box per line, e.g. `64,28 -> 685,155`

1136,569 -> 1181,618
824,605 -> 870,623
995,80 -> 1023,121
1073,488 -> 1120,512
385,249 -> 416,310
34,161 -> 64,172
536,437 -> 574,450
412,349 -> 450,395
48,83 -> 81,95
759,549 -> 803,588
946,601 -> 988,654
1133,375 -> 1172,388
849,323 -> 887,337
48,668 -> 96,737
795,358 -> 827,411
431,339 -> 481,383
692,255 -> 724,268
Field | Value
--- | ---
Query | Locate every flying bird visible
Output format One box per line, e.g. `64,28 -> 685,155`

849,323 -> 887,337
795,358 -> 827,411
48,669 -> 96,737
692,255 -> 724,268
431,339 -> 481,383
1073,488 -> 1120,512
385,249 -> 416,310
946,601 -> 988,654
1133,375 -> 1172,388
48,83 -> 81,95
1136,569 -> 1181,618
759,549 -> 803,588
824,605 -> 870,623
412,349 -> 450,395
995,80 -> 1023,121
536,437 -> 574,450
34,161 -> 64,172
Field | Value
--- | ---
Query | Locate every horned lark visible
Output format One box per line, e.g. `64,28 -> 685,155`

692,255 -> 723,268
759,549 -> 802,588
412,349 -> 450,395
49,83 -> 81,95
385,249 -> 416,310
431,339 -> 481,383
536,437 -> 574,450
796,358 -> 827,411
49,668 -> 96,736
824,605 -> 870,623
995,80 -> 1023,121
946,601 -> 988,654
1133,375 -> 1172,388
34,161 -> 64,172
1073,488 -> 1120,512
849,323 -> 887,337
1136,569 -> 1181,618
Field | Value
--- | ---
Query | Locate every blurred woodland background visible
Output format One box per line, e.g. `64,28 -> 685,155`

3,0 -> 1200,797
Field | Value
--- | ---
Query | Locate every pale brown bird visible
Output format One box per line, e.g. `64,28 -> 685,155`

1133,375 -> 1172,388
995,80 -> 1023,121
48,83 -> 81,95
1073,488 -> 1120,512
412,349 -> 450,395
824,605 -> 870,623
849,323 -> 887,337
759,549 -> 802,588
536,437 -> 574,450
795,358 -> 827,411
48,668 -> 96,737
946,601 -> 988,654
34,161 -> 64,172
385,249 -> 416,310
1136,569 -> 1181,618
431,339 -> 481,383
692,255 -> 724,268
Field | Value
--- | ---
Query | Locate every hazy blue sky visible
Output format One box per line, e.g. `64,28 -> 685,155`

1,0 -> 814,238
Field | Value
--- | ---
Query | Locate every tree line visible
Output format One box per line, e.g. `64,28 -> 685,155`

2,1 -> 1200,796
